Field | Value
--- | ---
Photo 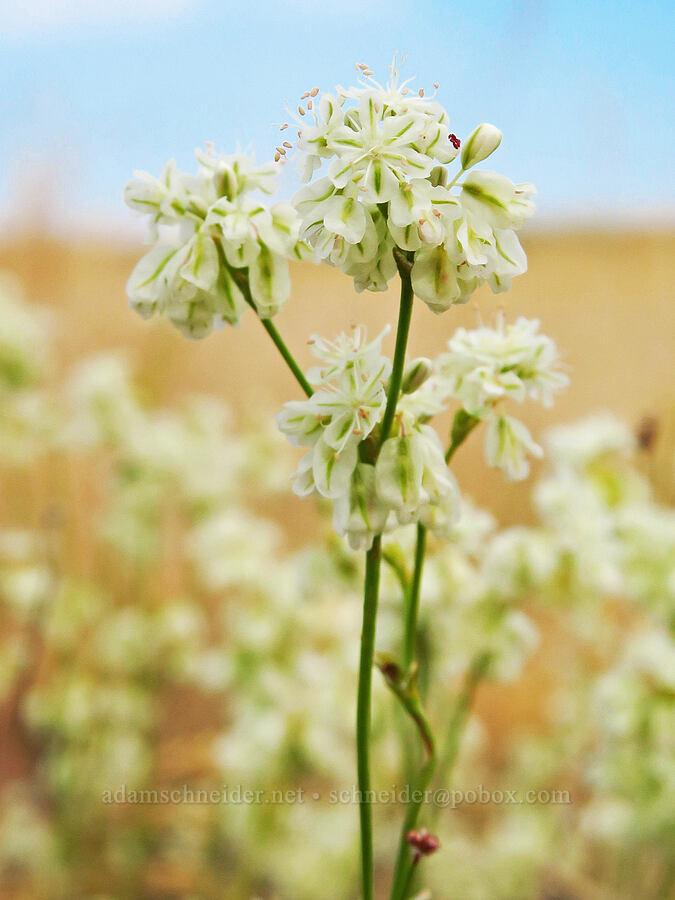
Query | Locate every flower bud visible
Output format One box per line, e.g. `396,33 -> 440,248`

461,123 -> 502,170
428,165 -> 448,187
401,358 -> 433,395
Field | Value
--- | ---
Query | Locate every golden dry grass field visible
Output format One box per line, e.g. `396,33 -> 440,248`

2,228 -> 674,525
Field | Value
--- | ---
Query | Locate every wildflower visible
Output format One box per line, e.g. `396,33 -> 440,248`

276,327 -> 390,501
438,315 -> 569,417
376,425 -> 460,530
332,463 -> 389,550
291,58 -> 535,306
125,149 -> 301,336
485,415 -> 543,481
460,123 -> 502,171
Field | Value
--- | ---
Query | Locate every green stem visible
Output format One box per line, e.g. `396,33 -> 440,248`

445,409 -> 481,464
357,536 -> 382,900
258,317 -> 312,397
402,523 -> 426,671
384,672 -> 436,900
378,256 -> 415,449
220,248 -> 312,398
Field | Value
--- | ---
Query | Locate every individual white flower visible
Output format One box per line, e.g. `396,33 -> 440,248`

332,463 -> 389,550
485,415 -> 543,481
124,158 -> 214,241
460,123 -> 502,171
545,413 -> 636,472
460,171 -> 536,230
126,233 -> 247,337
305,324 -> 391,384
326,93 -> 433,202
438,314 -> 569,416
376,424 -> 460,529
482,527 -> 558,597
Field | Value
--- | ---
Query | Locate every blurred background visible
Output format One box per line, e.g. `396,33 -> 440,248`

0,1 -> 674,898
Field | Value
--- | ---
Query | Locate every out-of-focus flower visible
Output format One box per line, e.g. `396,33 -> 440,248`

485,415 -> 543,481
438,314 -> 569,417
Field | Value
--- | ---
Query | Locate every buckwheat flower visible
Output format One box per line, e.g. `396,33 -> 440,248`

332,463 -> 389,550
485,415 -> 543,481
195,147 -> 278,197
126,148 -> 301,336
305,324 -> 391,384
124,159 -> 214,241
291,60 -> 536,307
326,94 -> 433,202
545,413 -> 636,472
376,425 -> 460,529
277,326 -> 390,501
439,315 -> 569,417
411,243 -> 469,312
296,93 -> 346,182
460,171 -> 536,231
337,54 -> 459,165
126,233 -> 246,337
460,123 -> 502,171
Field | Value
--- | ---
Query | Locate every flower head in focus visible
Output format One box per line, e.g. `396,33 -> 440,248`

276,324 -> 462,548
288,56 -> 535,309
125,148 -> 303,337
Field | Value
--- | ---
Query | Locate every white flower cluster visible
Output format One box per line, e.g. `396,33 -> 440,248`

125,148 -> 303,337
290,58 -> 535,309
276,326 -> 459,549
438,314 -> 569,480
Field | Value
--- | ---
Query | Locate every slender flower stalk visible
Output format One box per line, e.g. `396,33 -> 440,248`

377,659 -> 437,900
356,535 -> 382,900
226,261 -> 313,397
402,522 -> 427,671
378,253 -> 415,449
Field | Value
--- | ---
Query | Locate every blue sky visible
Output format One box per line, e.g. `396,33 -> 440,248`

1,0 -> 673,236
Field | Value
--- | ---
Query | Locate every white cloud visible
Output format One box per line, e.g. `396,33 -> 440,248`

0,0 -> 201,39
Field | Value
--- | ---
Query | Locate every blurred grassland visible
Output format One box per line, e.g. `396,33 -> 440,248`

0,231 -> 673,891
1,228 -> 673,537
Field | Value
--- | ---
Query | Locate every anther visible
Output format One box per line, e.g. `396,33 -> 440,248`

298,105 -> 306,116
310,87 -> 319,96
449,133 -> 461,149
